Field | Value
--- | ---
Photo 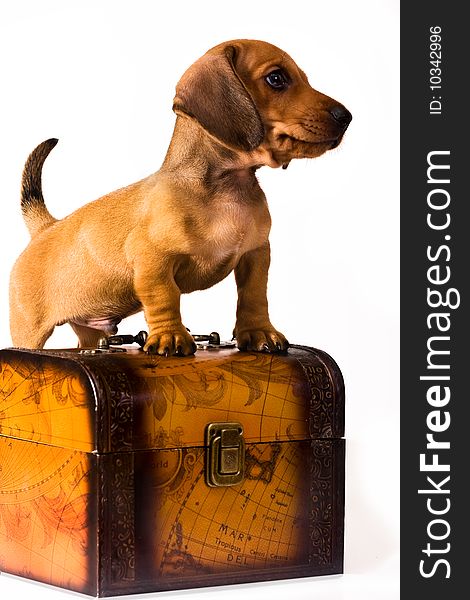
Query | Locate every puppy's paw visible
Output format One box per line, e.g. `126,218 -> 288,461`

144,328 -> 197,356
235,328 -> 289,353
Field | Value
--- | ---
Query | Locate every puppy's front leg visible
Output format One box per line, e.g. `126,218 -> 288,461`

233,243 -> 289,353
134,261 -> 196,356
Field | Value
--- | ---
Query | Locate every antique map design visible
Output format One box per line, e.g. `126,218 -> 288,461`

0,347 -> 341,453
0,352 -> 94,451
132,440 -> 320,582
0,346 -> 344,595
0,436 -> 95,594
158,442 -> 309,575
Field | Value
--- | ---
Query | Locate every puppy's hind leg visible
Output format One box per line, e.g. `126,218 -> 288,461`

69,323 -> 108,349
9,317 -> 55,349
9,264 -> 55,349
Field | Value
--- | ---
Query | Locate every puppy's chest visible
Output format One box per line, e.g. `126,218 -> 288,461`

176,203 -> 269,291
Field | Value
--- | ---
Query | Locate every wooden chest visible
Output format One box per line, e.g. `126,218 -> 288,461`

0,342 -> 345,596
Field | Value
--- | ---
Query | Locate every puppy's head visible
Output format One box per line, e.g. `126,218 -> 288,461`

173,39 -> 351,167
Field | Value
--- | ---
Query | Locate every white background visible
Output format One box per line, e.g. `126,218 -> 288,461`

0,1 -> 399,599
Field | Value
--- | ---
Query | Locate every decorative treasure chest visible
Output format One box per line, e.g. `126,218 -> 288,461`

0,334 -> 345,596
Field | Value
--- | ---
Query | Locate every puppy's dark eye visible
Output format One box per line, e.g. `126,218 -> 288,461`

265,69 -> 289,90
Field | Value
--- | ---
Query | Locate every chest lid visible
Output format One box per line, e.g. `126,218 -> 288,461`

0,345 -> 344,453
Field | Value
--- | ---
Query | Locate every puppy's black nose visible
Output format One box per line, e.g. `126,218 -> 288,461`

330,105 -> 352,128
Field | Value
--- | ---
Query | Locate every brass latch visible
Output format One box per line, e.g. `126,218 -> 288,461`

205,422 -> 245,487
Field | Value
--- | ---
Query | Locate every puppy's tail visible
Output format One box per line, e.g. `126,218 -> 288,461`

21,138 -> 58,237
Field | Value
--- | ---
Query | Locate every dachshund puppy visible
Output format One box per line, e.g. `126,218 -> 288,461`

10,39 -> 351,355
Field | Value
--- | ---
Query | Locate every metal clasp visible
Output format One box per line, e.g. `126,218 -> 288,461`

192,332 -> 236,350
205,422 -> 245,487
78,331 -> 148,354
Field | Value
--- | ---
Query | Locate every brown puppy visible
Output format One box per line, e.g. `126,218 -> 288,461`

10,39 -> 351,355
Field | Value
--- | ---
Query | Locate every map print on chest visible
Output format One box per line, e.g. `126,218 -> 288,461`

136,441 -> 311,577
0,345 -> 344,595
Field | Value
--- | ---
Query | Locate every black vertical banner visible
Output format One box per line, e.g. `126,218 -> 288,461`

401,4 -> 469,599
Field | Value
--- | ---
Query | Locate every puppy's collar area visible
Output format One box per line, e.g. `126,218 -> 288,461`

162,117 -> 276,184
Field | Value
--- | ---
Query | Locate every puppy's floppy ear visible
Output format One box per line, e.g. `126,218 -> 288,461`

173,46 -> 264,151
